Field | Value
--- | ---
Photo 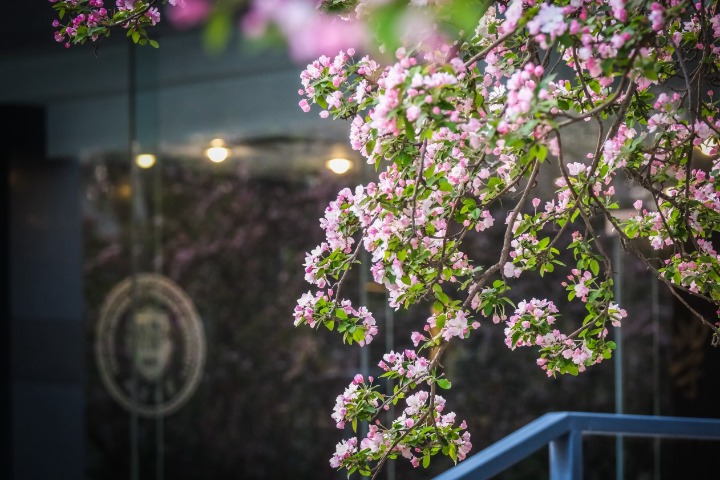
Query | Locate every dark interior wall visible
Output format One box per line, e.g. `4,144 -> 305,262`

1,110 -> 12,480
2,105 -> 85,480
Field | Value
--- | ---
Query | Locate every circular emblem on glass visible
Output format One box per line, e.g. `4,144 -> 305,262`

96,273 -> 206,417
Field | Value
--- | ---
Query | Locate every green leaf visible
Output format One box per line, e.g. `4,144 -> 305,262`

440,0 -> 494,34
372,1 -> 405,53
203,11 -> 233,54
437,178 -> 453,192
422,454 -> 431,469
433,284 -> 449,304
533,144 -> 548,162
149,39 -> 159,48
449,443 -> 458,463
405,116 -> 416,140
643,66 -> 659,81
436,378 -> 452,389
589,259 -> 600,276
131,30 -> 140,43
352,328 -> 366,343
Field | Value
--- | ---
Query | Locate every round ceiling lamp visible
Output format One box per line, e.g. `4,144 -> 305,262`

325,157 -> 353,175
135,153 -> 156,169
205,138 -> 231,163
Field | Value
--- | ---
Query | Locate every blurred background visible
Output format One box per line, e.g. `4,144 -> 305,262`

2,1 -> 719,479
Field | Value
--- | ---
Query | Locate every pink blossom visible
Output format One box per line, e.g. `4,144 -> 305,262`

527,3 -> 568,47
442,310 -> 469,340
456,431 -> 473,460
609,302 -> 627,327
501,0 -> 524,35
166,0 -> 210,29
329,437 -> 358,468
410,331 -> 426,346
609,0 -> 627,22
406,105 -> 422,122
242,0 -> 368,63
566,162 -> 586,176
649,2 -> 665,32
503,261 -> 521,278
404,390 -> 429,416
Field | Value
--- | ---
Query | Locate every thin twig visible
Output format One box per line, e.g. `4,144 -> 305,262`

463,160 -> 541,309
464,28 -> 518,69
410,140 -> 428,236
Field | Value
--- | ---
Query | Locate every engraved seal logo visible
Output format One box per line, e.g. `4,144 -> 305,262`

96,273 -> 206,417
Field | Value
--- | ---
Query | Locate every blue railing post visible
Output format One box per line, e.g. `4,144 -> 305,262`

549,429 -> 583,480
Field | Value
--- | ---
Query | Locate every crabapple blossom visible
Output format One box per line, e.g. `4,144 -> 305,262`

290,1 -> 720,470
52,0 -> 720,476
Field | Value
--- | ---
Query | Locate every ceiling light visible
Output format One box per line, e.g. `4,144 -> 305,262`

326,157 -> 352,175
135,153 -> 156,169
205,138 -> 230,163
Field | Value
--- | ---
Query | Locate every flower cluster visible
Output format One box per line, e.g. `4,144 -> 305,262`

52,0 -> 720,476
504,298 -> 560,350
329,385 -> 471,474
49,0 -> 182,47
293,291 -> 377,346
292,0 -> 720,471
294,0 -> 720,471
378,349 -> 431,383
242,0 -> 366,62
331,374 -> 382,430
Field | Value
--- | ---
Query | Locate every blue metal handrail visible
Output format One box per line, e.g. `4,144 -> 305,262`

433,412 -> 720,480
